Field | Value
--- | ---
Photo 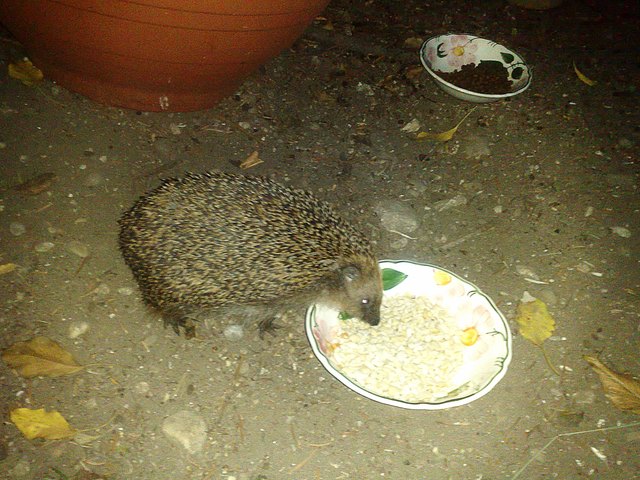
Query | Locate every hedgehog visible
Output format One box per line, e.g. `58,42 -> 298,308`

118,171 -> 382,337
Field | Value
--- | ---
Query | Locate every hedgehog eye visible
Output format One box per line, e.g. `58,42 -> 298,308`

342,265 -> 361,281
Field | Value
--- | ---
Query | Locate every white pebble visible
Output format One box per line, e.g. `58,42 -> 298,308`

610,226 -> 631,238
93,283 -> 110,295
223,324 -> 244,341
68,321 -> 89,338
66,240 -> 90,258
162,410 -> 207,454
515,264 -> 539,279
35,241 -> 55,253
10,222 -> 26,236
134,381 -> 151,395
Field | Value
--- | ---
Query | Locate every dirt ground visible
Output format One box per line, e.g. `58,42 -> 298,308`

1,1 -> 639,479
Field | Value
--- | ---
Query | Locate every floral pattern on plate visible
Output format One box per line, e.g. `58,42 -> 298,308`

306,260 -> 512,410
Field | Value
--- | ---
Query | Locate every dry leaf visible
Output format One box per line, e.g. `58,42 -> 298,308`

0,263 -> 17,275
573,61 -> 597,86
10,407 -> 76,440
2,336 -> 84,378
416,106 -> 477,142
516,293 -> 559,375
321,20 -> 334,31
239,151 -> 263,169
585,356 -> 640,414
13,172 -> 57,195
8,59 -> 44,86
405,65 -> 424,82
404,36 -> 424,49
515,295 -> 556,346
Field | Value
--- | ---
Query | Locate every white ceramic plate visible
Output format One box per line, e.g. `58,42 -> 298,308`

305,260 -> 512,409
419,33 -> 531,103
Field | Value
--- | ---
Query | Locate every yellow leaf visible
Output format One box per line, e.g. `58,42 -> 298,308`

10,408 -> 76,440
8,59 -> 44,86
2,336 -> 84,378
585,356 -> 640,414
516,295 -> 559,375
0,263 -> 17,275
515,297 -> 556,346
416,106 -> 477,142
573,61 -> 597,86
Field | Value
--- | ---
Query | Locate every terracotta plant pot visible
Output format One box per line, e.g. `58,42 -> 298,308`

0,0 -> 329,112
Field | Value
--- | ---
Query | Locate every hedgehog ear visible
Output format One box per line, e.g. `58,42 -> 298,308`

341,265 -> 361,282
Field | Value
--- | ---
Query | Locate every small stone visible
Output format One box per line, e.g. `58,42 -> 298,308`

537,288 -> 557,306
434,194 -> 467,212
494,205 -> 503,214
69,321 -> 90,339
515,265 -> 539,280
66,240 -> 90,258
576,262 -> 591,273
573,389 -> 596,405
8,458 -> 31,476
584,206 -> 593,217
375,200 -> 419,233
610,226 -> 631,238
118,287 -> 134,296
238,121 -> 251,130
83,172 -> 104,188
142,335 -> 158,349
134,381 -> 151,395
463,135 -> 491,159
153,138 -> 174,156
35,241 -> 55,253
93,283 -> 110,295
400,119 -> 421,133
356,82 -> 375,96
223,324 -> 244,341
617,137 -> 633,149
389,237 -> 409,250
605,174 -> 635,188
10,222 -> 26,236
162,410 -> 207,454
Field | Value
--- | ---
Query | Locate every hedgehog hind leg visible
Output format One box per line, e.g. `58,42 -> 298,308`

161,308 -> 198,339
257,314 -> 282,338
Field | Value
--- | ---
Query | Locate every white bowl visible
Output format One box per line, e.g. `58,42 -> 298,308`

419,33 -> 531,103
305,260 -> 512,410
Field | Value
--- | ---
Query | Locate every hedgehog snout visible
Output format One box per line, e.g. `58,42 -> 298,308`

360,297 -> 381,326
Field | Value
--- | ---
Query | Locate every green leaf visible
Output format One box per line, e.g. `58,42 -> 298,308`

382,268 -> 408,291
338,311 -> 353,321
500,52 -> 515,64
